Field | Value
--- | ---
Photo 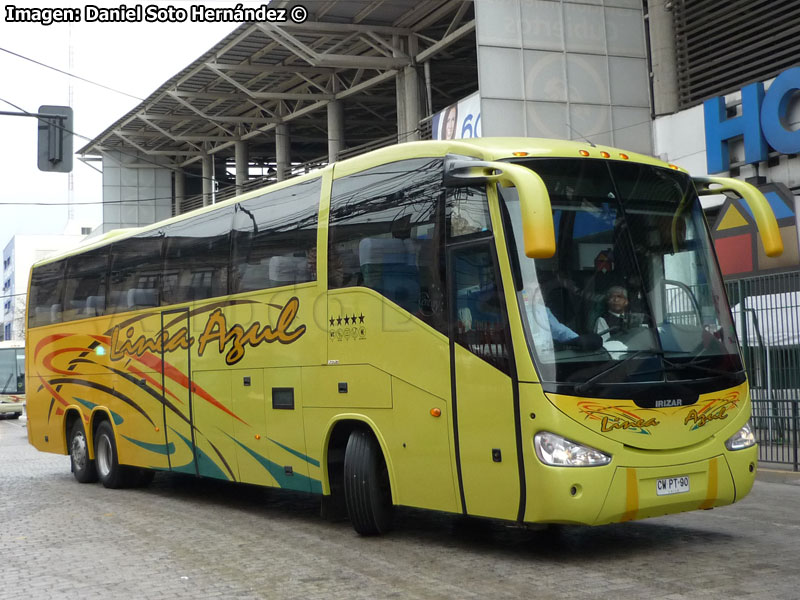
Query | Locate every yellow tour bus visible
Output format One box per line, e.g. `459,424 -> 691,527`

0,339 -> 25,419
26,138 -> 783,535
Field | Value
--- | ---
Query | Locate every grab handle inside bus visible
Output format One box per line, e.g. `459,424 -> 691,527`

443,156 -> 555,258
693,176 -> 783,257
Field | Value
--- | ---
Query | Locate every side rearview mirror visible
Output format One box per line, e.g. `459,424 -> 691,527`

444,155 -> 555,258
694,176 -> 783,257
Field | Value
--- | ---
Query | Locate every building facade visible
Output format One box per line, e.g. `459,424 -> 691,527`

2,230 -> 87,340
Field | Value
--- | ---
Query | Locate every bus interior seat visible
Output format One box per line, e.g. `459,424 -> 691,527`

237,261 -> 270,291
106,290 -> 124,313
127,288 -> 158,309
359,237 -> 420,313
269,255 -> 309,285
33,306 -> 50,326
50,303 -> 62,323
85,295 -> 106,316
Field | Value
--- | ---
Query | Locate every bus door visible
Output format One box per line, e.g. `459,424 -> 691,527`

160,308 -> 198,475
448,240 -> 522,521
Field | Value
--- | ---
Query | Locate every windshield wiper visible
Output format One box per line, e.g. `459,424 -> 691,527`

661,356 -> 737,378
574,349 -> 662,394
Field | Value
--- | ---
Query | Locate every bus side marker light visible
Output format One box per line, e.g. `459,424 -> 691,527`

430,408 -> 441,417
255,434 -> 261,440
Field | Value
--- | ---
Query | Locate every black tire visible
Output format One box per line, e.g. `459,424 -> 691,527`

69,419 -> 98,483
94,420 -> 134,489
343,429 -> 393,535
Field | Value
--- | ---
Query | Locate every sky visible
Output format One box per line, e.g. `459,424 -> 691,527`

0,1 -> 253,251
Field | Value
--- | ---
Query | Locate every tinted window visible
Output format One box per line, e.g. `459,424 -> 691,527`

162,207 -> 233,305
28,259 -> 66,328
231,177 -> 320,294
107,231 -> 164,314
447,187 -> 492,239
451,243 -> 511,374
63,247 -> 109,321
328,158 -> 447,332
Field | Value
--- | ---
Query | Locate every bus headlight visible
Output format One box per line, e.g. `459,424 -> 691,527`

534,431 -> 611,467
725,421 -> 756,451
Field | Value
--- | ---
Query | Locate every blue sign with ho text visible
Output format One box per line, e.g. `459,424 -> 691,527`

704,66 -> 800,174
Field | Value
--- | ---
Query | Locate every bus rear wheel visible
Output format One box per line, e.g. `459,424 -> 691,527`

343,429 -> 393,535
69,419 -> 98,484
94,421 -> 135,489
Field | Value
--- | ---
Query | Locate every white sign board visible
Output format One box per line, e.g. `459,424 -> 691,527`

432,92 -> 481,140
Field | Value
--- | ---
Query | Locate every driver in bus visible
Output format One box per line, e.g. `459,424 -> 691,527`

594,285 -> 631,342
522,280 -> 602,352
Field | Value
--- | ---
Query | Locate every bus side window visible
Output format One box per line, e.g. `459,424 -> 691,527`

162,206 -> 233,304
62,247 -> 109,321
28,259 -> 66,328
328,158 -> 447,334
231,177 -> 320,294
107,232 -> 164,315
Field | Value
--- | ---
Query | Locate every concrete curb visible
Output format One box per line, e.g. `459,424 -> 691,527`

756,467 -> 800,486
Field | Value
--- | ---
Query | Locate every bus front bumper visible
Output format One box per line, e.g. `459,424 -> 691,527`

524,446 -> 757,525
593,447 -> 757,525
0,399 -> 24,416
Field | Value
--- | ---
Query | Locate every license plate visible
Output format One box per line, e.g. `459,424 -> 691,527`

656,476 -> 690,496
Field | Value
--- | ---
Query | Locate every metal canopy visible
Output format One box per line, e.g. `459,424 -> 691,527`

79,0 -> 477,203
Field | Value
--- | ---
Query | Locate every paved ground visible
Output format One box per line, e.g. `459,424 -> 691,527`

3,415 -> 800,600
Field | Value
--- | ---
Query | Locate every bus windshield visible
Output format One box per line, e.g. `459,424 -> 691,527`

0,346 -> 25,395
502,158 -> 743,400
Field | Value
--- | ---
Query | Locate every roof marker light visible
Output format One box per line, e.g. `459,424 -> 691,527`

619,153 -> 629,160
600,151 -> 610,158
579,150 -> 590,157
669,164 -> 680,170
512,151 -> 529,157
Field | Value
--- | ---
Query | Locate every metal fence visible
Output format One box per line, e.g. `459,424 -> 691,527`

726,272 -> 800,470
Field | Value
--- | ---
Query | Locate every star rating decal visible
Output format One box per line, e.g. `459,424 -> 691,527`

329,312 -> 367,342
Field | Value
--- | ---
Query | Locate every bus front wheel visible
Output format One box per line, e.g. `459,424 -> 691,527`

343,429 -> 393,535
69,419 -> 98,484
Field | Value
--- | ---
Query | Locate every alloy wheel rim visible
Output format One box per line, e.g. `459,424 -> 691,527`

71,432 -> 88,471
97,435 -> 112,477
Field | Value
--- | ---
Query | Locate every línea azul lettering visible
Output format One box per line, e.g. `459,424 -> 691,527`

197,297 -> 306,364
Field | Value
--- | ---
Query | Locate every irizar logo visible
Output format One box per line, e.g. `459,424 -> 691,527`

654,398 -> 683,408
